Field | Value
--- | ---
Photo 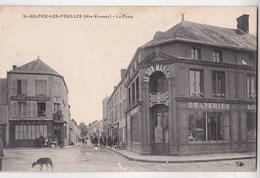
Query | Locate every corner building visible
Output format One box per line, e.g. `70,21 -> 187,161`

124,15 -> 256,155
7,59 -> 70,146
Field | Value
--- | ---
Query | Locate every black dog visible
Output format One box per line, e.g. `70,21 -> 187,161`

32,157 -> 54,171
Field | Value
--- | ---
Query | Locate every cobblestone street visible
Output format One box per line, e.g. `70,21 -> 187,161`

1,142 -> 256,172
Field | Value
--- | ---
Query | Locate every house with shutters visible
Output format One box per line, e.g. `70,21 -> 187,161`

6,58 -> 70,147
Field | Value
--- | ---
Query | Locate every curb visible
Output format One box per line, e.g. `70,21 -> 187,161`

107,147 -> 256,164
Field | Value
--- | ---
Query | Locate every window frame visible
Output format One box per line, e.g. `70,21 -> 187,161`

212,71 -> 226,98
246,75 -> 256,99
213,50 -> 222,63
189,69 -> 204,97
191,47 -> 201,60
37,102 -> 46,116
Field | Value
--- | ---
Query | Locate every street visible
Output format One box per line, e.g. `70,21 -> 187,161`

2,142 -> 256,172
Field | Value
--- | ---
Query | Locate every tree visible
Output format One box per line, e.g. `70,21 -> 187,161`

79,122 -> 87,137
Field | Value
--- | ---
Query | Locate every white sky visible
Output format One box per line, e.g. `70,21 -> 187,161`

0,7 -> 257,125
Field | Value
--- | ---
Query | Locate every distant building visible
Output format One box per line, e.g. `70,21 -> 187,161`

69,119 -> 80,144
102,96 -> 109,138
106,69 -> 127,145
4,58 -> 71,146
106,14 -> 256,155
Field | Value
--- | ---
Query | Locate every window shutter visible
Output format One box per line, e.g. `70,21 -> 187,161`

46,102 -> 51,117
27,102 -> 31,117
22,79 -> 27,95
11,80 -> 17,95
33,102 -> 37,117
11,101 -> 17,117
223,112 -> 230,141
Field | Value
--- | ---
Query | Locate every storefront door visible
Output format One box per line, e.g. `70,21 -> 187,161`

151,108 -> 169,155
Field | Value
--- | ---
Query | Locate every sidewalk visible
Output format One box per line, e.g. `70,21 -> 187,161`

107,147 -> 256,163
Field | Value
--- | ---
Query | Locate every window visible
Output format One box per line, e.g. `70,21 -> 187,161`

136,77 -> 139,100
54,103 -> 61,113
128,88 -> 131,106
247,75 -> 256,99
213,51 -> 222,62
247,112 -> 256,141
17,80 -> 22,94
188,111 -> 224,143
18,102 -> 26,117
190,70 -> 203,97
15,124 -> 47,140
191,48 -> 201,60
149,72 -> 168,93
37,102 -> 46,116
212,72 -> 225,97
36,80 -> 47,96
132,82 -> 135,104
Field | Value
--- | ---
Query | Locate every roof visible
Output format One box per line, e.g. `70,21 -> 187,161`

8,58 -> 69,92
0,79 -> 7,104
143,21 -> 256,51
8,59 -> 61,76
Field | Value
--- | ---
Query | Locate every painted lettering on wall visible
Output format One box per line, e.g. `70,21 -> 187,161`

143,64 -> 173,82
188,102 -> 230,110
11,96 -> 49,101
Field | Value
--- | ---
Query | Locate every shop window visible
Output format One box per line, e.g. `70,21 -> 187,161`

190,70 -> 203,97
149,72 -> 168,93
38,102 -> 46,116
247,112 -> 256,141
247,75 -> 256,99
188,111 -> 224,143
212,72 -> 225,97
191,48 -> 201,60
36,80 -> 47,96
213,51 -> 222,62
18,102 -> 26,117
15,124 -> 47,140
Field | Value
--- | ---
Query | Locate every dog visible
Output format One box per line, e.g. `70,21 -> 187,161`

32,157 -> 54,171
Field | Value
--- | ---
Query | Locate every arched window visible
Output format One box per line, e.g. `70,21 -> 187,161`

149,71 -> 168,93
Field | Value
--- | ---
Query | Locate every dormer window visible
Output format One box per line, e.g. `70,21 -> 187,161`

213,51 -> 222,62
191,48 -> 201,60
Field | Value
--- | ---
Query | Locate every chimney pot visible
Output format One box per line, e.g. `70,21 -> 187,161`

236,14 -> 249,33
12,65 -> 17,70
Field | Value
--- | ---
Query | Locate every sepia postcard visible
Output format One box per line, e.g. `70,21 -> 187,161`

0,6 -> 258,177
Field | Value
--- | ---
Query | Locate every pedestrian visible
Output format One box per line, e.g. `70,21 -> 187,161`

99,136 -> 103,147
82,138 -> 85,145
103,136 -> 107,147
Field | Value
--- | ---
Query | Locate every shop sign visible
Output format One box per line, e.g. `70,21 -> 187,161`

11,96 -> 49,101
188,102 -> 230,110
144,64 -> 173,82
247,105 -> 256,110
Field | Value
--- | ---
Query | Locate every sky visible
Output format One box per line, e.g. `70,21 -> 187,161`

0,7 -> 257,125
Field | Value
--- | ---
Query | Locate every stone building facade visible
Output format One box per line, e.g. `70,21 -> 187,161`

105,14 -> 257,155
4,58 -> 70,147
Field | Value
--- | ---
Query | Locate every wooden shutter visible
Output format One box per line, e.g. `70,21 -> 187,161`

231,112 -> 239,142
22,79 -> 27,95
46,102 -> 51,117
32,102 -> 37,117
180,111 -> 187,143
11,80 -> 17,95
223,112 -> 230,141
240,111 -> 247,141
11,101 -> 17,117
27,102 -> 31,117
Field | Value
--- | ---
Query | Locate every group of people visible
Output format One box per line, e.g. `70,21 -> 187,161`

88,135 -> 119,148
34,135 -> 64,148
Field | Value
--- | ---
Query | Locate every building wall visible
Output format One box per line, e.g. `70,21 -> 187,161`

6,73 -> 70,146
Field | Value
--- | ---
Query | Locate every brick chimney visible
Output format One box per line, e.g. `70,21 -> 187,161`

121,69 -> 127,79
12,65 -> 17,70
236,14 -> 249,33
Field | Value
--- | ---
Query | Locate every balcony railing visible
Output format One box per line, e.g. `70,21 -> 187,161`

149,91 -> 169,107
